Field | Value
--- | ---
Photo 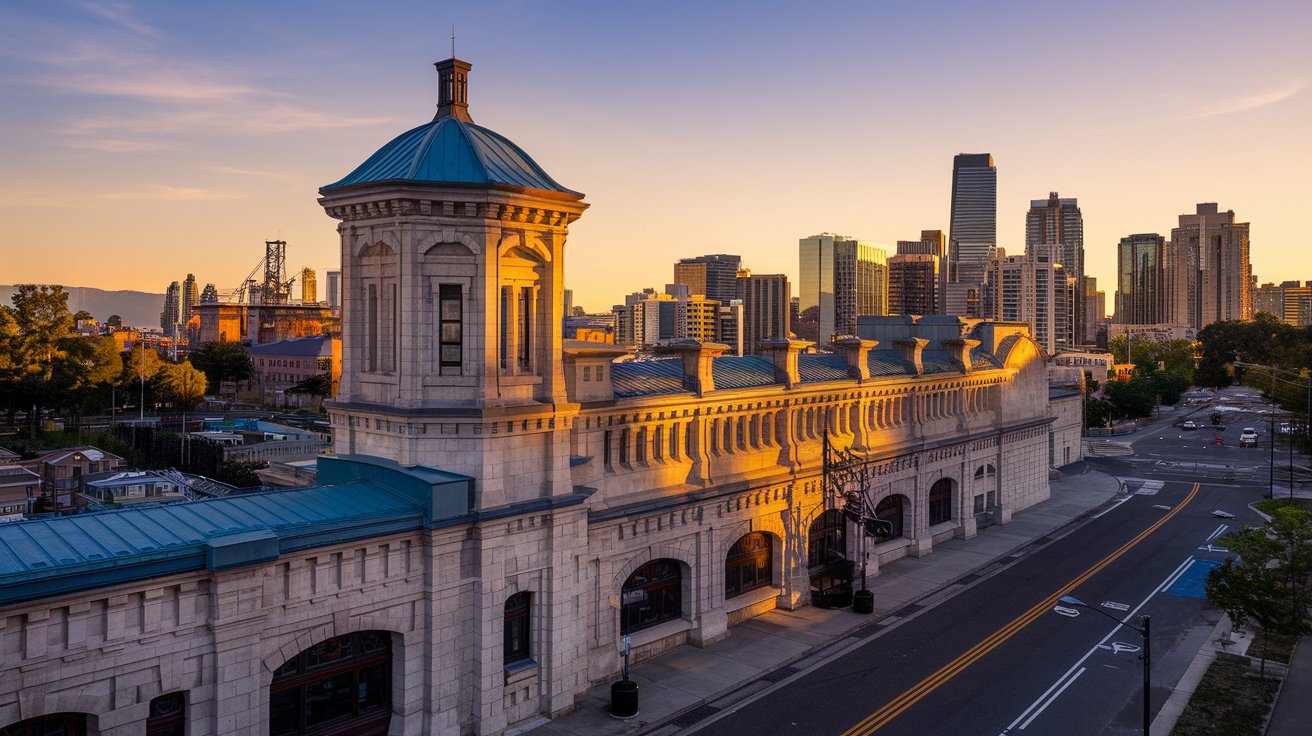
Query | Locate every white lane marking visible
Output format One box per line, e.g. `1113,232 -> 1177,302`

1152,504 -> 1173,510
1205,524 -> 1227,542
1011,556 -> 1195,733
1096,642 -> 1141,655
1093,496 -> 1133,519
1053,606 -> 1080,618
1101,601 -> 1129,612
1197,544 -> 1229,554
1018,667 -> 1086,730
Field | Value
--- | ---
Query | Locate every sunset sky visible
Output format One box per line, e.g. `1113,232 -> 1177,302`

1,1 -> 1309,313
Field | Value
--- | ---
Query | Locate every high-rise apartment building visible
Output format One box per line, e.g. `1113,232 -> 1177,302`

160,281 -> 182,336
716,299 -> 744,356
1166,203 -> 1252,329
1255,281 -> 1312,326
895,229 -> 946,314
673,254 -> 742,303
1083,276 -> 1106,346
1026,193 -> 1084,341
200,283 -> 219,303
946,154 -> 997,317
300,267 -> 317,304
797,234 -> 888,343
888,254 -> 939,315
984,244 -> 1075,354
181,274 -> 199,326
1115,233 -> 1168,325
325,270 -> 342,310
735,270 -> 790,354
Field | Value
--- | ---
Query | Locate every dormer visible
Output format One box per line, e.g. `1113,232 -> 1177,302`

563,342 -> 631,402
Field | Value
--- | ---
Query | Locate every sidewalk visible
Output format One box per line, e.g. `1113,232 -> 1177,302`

1266,635 -> 1312,736
527,465 -> 1123,736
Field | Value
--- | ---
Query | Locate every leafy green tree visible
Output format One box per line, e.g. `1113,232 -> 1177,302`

2,285 -> 76,436
219,460 -> 266,488
190,341 -> 253,399
1104,377 -> 1157,419
161,360 -> 208,409
1206,506 -> 1312,678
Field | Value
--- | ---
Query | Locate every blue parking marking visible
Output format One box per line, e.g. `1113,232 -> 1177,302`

1165,560 -> 1221,599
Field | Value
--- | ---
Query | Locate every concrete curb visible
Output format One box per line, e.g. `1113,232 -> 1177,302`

1149,614 -> 1236,735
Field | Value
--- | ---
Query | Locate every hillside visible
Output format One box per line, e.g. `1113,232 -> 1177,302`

0,285 -> 164,328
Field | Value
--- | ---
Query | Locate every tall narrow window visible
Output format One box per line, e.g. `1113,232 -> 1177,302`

518,286 -> 533,370
438,284 -> 463,375
603,430 -> 613,470
620,428 -> 630,465
389,283 -> 398,372
929,478 -> 953,526
504,592 -> 531,665
367,284 -> 379,372
500,287 -> 510,371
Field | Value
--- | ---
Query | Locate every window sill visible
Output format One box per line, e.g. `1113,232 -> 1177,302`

625,618 -> 691,649
724,585 -> 780,614
504,658 -> 538,685
927,520 -> 957,537
872,536 -> 910,555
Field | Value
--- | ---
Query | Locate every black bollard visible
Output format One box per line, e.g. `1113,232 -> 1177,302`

852,588 -> 874,614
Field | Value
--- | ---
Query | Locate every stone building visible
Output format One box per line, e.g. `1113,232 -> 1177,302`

0,57 -> 1077,736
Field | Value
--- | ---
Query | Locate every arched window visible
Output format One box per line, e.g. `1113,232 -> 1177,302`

929,478 -> 954,526
504,592 -> 531,665
0,714 -> 86,736
270,631 -> 392,736
146,693 -> 186,736
621,560 -> 682,634
874,495 -> 906,539
725,532 -> 773,599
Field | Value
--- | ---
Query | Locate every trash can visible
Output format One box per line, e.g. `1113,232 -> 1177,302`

852,589 -> 874,614
610,678 -> 639,719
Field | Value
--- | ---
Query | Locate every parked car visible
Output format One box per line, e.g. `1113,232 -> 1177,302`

1182,420 -> 1198,430
1280,422 -> 1294,435
1239,428 -> 1259,447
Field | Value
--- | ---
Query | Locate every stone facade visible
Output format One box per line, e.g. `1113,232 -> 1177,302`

0,57 -> 1075,736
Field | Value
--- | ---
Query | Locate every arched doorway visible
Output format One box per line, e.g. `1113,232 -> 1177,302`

620,559 -> 683,634
725,532 -> 773,599
269,631 -> 392,736
874,494 -> 908,539
0,715 -> 86,736
929,478 -> 954,526
808,509 -> 852,608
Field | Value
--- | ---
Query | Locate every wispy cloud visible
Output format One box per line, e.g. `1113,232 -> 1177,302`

76,2 -> 157,37
99,185 -> 243,201
1187,80 -> 1303,119
63,138 -> 165,153
213,166 -> 310,185
41,72 -> 262,102
69,102 -> 401,136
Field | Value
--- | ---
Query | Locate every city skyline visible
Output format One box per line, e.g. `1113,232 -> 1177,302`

1,1 -> 1309,313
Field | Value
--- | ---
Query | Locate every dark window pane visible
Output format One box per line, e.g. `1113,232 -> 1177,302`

358,663 -> 388,711
304,674 -> 354,726
269,689 -> 300,736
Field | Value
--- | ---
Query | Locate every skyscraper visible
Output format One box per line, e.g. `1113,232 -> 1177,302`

181,274 -> 199,326
946,153 -> 997,317
673,254 -> 742,303
160,281 -> 182,336
1026,193 -> 1084,342
325,270 -> 342,310
797,234 -> 888,343
983,244 -> 1076,354
301,267 -> 317,304
1115,233 -> 1168,325
887,254 -> 939,315
735,270 -> 790,354
1166,203 -> 1252,329
891,230 -> 946,315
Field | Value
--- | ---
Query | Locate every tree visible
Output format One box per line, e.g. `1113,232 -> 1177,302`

286,373 -> 332,398
1104,377 -> 1156,419
190,341 -> 253,399
161,360 -> 208,409
1206,506 -> 1312,678
3,285 -> 75,437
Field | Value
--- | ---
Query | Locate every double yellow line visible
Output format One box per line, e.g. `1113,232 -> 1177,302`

840,483 -> 1199,736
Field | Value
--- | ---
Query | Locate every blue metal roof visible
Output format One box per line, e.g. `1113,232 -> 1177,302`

608,346 -> 1007,399
711,356 -> 776,390
322,116 -> 581,196
612,359 -> 684,399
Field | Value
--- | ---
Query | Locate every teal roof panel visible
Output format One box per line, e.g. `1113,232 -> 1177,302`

322,116 -> 581,196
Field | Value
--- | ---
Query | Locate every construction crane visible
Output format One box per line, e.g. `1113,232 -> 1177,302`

229,240 -> 296,304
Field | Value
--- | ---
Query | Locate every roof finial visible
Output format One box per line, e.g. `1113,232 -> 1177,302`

451,23 -> 455,59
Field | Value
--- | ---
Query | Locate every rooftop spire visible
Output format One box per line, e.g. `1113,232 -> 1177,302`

434,57 -> 473,123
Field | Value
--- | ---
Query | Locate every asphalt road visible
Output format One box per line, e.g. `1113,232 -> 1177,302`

691,453 -> 1267,736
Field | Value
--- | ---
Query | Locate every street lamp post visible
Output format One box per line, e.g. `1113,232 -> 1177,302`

1058,595 -> 1151,734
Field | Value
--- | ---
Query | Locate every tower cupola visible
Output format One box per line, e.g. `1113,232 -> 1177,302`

434,57 -> 473,122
